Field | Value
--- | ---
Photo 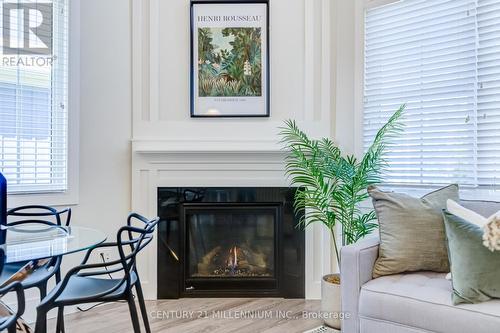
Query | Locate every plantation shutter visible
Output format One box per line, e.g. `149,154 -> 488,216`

364,0 -> 500,187
0,0 -> 68,193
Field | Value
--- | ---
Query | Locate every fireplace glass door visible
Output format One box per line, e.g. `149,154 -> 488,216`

185,205 -> 277,279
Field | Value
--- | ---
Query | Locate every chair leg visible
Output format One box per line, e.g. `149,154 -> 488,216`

38,281 -> 47,300
56,306 -> 65,333
127,293 -> 141,333
55,269 -> 62,284
8,323 -> 16,333
135,281 -> 151,333
53,262 -> 64,332
35,308 -> 48,333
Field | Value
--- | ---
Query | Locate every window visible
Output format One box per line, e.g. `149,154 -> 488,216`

0,0 -> 68,193
363,0 -> 500,188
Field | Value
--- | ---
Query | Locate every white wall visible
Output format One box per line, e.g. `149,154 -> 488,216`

331,0 -> 355,154
330,0 -> 362,156
73,0 -> 132,238
57,0 -> 133,310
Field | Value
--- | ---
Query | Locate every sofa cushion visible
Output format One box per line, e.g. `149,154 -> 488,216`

359,272 -> 500,333
443,210 -> 500,305
368,185 -> 459,278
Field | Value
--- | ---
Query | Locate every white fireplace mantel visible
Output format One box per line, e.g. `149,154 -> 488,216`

131,146 -> 332,300
132,139 -> 285,153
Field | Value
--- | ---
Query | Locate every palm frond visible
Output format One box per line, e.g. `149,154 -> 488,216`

279,105 -> 405,266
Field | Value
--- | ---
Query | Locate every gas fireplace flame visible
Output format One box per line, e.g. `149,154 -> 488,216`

227,246 -> 239,270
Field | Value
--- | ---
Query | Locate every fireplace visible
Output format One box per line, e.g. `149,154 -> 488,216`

186,205 -> 277,278
157,187 -> 305,298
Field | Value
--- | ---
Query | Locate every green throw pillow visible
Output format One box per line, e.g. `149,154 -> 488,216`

369,185 -> 459,278
443,210 -> 500,305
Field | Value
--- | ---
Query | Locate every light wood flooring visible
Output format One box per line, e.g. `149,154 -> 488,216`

47,298 -> 323,333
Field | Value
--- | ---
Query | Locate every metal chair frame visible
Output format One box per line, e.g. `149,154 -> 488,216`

35,213 -> 159,333
0,281 -> 25,333
4,205 -> 71,333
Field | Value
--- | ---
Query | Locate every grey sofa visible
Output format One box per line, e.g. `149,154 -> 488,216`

340,200 -> 500,333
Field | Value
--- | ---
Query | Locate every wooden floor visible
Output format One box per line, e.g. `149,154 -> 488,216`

47,298 -> 323,333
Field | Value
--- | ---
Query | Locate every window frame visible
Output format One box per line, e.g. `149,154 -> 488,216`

353,0 -> 500,200
7,0 -> 80,207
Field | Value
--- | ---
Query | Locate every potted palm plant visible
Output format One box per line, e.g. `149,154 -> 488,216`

279,105 -> 405,329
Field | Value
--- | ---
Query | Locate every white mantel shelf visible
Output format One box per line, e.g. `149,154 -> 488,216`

132,139 -> 286,154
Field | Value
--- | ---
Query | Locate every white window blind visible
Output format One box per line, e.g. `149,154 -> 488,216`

477,0 -> 500,185
364,0 -> 500,188
0,0 -> 68,193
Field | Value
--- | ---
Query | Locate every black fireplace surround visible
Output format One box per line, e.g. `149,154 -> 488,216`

157,187 -> 305,299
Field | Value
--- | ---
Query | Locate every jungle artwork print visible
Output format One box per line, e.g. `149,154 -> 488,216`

198,27 -> 262,98
191,1 -> 269,117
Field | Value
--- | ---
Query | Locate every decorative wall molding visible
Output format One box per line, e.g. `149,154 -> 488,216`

131,0 -> 334,300
131,0 -> 333,141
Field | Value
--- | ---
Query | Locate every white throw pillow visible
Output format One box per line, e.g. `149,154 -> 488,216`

446,199 -> 488,228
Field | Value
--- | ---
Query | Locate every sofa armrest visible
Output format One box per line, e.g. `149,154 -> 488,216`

340,236 -> 380,333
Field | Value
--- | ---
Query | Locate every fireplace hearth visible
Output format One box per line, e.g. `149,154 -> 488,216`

157,187 -> 305,299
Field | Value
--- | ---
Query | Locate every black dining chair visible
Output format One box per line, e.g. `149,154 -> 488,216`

0,282 -> 25,333
0,248 -> 26,333
1,205 -> 72,296
35,213 -> 159,333
1,205 -> 71,333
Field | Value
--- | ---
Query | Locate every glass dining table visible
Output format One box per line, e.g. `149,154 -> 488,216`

0,224 -> 107,332
1,224 -> 107,263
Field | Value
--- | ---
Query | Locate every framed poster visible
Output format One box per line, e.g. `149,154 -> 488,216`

190,0 -> 270,117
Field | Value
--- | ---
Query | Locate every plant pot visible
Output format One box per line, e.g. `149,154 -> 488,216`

321,273 -> 341,329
